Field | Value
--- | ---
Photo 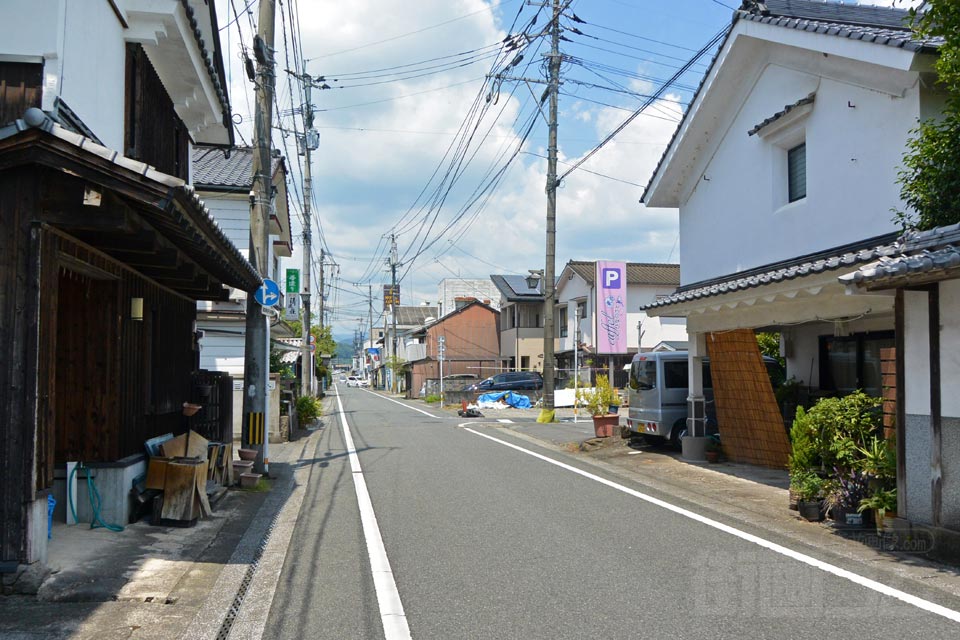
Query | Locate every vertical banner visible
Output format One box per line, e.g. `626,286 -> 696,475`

284,292 -> 299,321
595,261 -> 627,354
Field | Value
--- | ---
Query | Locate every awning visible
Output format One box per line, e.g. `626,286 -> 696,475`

0,111 -> 260,299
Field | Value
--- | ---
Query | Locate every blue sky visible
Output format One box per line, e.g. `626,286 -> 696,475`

216,0 -> 910,340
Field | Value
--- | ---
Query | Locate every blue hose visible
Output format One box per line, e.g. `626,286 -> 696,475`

67,463 -> 124,532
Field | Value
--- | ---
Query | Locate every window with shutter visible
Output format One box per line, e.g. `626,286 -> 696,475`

788,143 -> 806,202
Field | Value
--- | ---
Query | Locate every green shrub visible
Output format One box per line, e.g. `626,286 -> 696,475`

577,374 -> 618,416
424,394 -> 441,404
790,391 -> 882,473
296,395 -> 322,424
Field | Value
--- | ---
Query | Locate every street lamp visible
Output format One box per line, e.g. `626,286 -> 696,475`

526,269 -> 543,290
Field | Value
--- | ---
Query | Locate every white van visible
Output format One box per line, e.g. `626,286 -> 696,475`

626,351 -> 782,447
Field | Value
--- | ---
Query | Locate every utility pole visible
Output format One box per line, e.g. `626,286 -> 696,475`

368,284 -> 374,382
243,0 -> 276,474
541,0 -> 562,420
300,69 -> 313,398
318,248 -> 325,362
389,234 -> 399,394
490,0 -> 564,421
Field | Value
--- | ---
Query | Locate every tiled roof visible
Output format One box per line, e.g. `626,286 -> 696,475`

742,1 -> 942,52
643,234 -> 899,311
0,109 -> 259,291
393,306 -> 439,326
192,146 -> 283,190
566,261 -> 680,286
748,92 -> 815,136
491,274 -> 545,302
642,0 -> 939,203
842,223 -> 960,287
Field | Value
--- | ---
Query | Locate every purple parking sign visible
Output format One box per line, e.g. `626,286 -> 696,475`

595,261 -> 627,354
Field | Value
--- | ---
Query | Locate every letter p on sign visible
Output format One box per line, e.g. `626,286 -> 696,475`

603,267 -> 622,289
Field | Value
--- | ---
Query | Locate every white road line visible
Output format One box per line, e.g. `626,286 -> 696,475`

337,392 -> 412,640
465,427 -> 960,625
497,419 -> 513,423
360,387 -> 439,418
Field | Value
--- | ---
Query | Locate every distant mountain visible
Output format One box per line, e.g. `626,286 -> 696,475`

333,337 -> 354,363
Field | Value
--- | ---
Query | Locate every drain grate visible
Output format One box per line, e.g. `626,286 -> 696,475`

214,505 -> 283,640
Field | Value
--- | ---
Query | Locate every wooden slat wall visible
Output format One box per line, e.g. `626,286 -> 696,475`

706,329 -> 792,468
881,347 -> 897,439
0,167 -> 38,564
124,44 -> 190,180
0,62 -> 42,125
52,234 -> 195,462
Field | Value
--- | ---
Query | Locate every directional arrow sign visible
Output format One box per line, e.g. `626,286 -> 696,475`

254,279 -> 281,307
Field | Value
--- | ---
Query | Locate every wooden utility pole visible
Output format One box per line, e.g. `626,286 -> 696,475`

242,0 -> 276,474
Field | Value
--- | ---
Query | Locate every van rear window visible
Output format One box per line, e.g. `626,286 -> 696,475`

630,359 -> 656,390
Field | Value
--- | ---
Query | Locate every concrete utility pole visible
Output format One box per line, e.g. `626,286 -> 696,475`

300,69 -> 314,398
243,0 -> 276,474
540,0 -> 562,420
368,284 -> 373,380
490,0 -> 565,421
389,234 -> 399,394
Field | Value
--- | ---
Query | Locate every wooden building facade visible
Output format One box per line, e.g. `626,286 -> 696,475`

0,118 -> 259,570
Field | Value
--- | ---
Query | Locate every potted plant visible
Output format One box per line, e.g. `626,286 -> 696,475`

705,437 -> 723,463
793,470 -> 826,522
859,487 -> 897,533
825,467 -> 870,528
577,374 -> 619,438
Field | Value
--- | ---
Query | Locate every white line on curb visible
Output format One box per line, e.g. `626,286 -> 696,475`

464,427 -> 960,625
337,391 -> 412,640
360,387 -> 439,418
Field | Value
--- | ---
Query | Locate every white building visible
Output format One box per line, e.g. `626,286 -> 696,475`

436,278 -> 500,318
642,1 -> 938,467
555,261 -> 685,385
192,146 -> 294,440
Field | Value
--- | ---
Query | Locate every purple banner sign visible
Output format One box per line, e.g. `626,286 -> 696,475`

595,261 -> 627,354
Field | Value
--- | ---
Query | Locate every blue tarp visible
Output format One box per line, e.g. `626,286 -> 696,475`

476,391 -> 532,409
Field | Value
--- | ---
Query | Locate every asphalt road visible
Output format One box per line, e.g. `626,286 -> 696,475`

256,387 -> 960,639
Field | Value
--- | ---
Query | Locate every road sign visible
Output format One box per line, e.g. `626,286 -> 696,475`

309,334 -> 316,344
285,269 -> 300,294
254,279 -> 281,307
383,284 -> 400,307
309,343 -> 316,353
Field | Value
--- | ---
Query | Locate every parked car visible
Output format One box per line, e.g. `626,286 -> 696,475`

346,376 -> 359,387
467,371 -> 543,392
625,351 -> 783,447
358,378 -> 370,387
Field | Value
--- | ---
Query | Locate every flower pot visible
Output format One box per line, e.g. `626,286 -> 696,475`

798,500 -> 823,522
592,414 -> 619,438
705,450 -> 721,463
788,488 -> 799,511
237,448 -> 258,461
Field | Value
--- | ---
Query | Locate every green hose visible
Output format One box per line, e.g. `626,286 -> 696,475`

67,463 -> 124,532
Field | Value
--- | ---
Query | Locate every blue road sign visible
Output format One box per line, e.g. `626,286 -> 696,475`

254,279 -> 281,307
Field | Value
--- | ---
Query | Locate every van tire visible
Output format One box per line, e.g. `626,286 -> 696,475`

669,421 -> 686,450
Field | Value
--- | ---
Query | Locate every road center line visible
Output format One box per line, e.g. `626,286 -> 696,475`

360,387 -> 440,418
337,391 -> 412,640
464,427 -> 960,625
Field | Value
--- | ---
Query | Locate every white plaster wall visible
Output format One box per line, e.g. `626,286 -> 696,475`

904,290 -> 931,416
679,62 -> 919,285
198,320 -> 246,376
940,280 -> 960,418
1,0 -> 128,148
437,279 -> 500,316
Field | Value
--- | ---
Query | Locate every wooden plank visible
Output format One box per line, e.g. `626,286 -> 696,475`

145,457 -> 170,491
930,285 -> 942,528
160,430 -> 209,459
160,461 -> 201,521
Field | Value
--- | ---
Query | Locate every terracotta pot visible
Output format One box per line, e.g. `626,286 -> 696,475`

592,414 -> 619,438
237,448 -> 258,461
